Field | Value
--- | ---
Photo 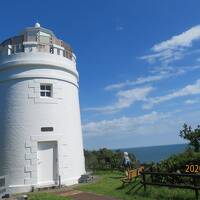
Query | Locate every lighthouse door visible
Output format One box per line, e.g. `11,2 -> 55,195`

37,141 -> 58,186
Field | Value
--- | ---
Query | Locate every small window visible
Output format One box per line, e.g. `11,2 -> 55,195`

40,84 -> 52,97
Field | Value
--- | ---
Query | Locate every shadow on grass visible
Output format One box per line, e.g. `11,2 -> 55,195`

129,186 -> 195,200
115,179 -> 143,194
109,176 -> 124,179
115,178 -> 195,200
126,182 -> 143,194
78,171 -> 195,200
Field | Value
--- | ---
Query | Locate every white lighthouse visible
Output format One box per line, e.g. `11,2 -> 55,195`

0,23 -> 85,193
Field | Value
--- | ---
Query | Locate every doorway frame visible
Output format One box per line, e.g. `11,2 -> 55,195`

28,134 -> 63,188
37,140 -> 59,186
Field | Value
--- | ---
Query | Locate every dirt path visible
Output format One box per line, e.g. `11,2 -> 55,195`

56,189 -> 120,200
52,175 -> 119,200
71,192 -> 120,200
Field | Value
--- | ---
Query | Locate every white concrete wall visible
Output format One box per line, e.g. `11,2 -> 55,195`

0,52 -> 85,193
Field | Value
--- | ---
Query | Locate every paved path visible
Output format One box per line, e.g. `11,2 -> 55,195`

56,189 -> 120,200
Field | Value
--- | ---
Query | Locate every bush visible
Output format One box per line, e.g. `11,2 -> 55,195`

84,148 -> 136,170
152,148 -> 200,173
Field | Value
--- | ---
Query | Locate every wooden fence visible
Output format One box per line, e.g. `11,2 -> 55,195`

140,171 -> 200,200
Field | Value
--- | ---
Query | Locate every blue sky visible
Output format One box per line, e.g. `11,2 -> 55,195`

1,0 -> 200,149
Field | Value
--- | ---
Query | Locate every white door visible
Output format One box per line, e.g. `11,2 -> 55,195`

37,141 -> 58,186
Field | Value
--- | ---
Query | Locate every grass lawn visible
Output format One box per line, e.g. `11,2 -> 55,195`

77,170 -> 196,200
28,192 -> 72,200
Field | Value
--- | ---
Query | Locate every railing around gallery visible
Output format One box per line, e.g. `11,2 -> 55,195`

0,41 -> 74,61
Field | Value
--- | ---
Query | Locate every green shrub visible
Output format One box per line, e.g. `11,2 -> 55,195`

152,148 -> 200,173
84,148 -> 136,170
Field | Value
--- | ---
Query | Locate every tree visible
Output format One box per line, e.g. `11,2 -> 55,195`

179,123 -> 200,152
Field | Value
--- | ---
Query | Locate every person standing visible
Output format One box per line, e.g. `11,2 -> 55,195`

122,152 -> 131,176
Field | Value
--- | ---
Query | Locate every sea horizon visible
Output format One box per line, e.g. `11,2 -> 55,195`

114,142 -> 187,151
85,143 -> 188,163
117,143 -> 188,163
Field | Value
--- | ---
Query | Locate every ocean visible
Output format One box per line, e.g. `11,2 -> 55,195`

119,143 -> 188,163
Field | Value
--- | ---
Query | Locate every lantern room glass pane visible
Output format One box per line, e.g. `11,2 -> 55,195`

27,31 -> 37,41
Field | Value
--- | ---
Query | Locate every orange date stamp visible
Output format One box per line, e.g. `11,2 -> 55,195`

185,165 -> 200,173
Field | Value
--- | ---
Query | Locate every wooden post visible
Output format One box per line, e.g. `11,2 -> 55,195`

150,167 -> 153,183
142,173 -> 146,192
193,176 -> 199,200
195,189 -> 199,200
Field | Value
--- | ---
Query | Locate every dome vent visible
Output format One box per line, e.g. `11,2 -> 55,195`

35,22 -> 41,28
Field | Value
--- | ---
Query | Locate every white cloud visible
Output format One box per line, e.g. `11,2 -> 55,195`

184,99 -> 199,105
104,67 -> 187,91
84,86 -> 154,113
144,79 -> 200,109
152,25 -> 200,52
140,50 -> 184,65
83,108 -> 200,149
82,111 -> 170,136
104,64 -> 200,91
140,25 -> 200,65
105,74 -> 165,91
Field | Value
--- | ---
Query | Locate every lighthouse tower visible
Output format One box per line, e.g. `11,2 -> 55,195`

0,23 -> 85,193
